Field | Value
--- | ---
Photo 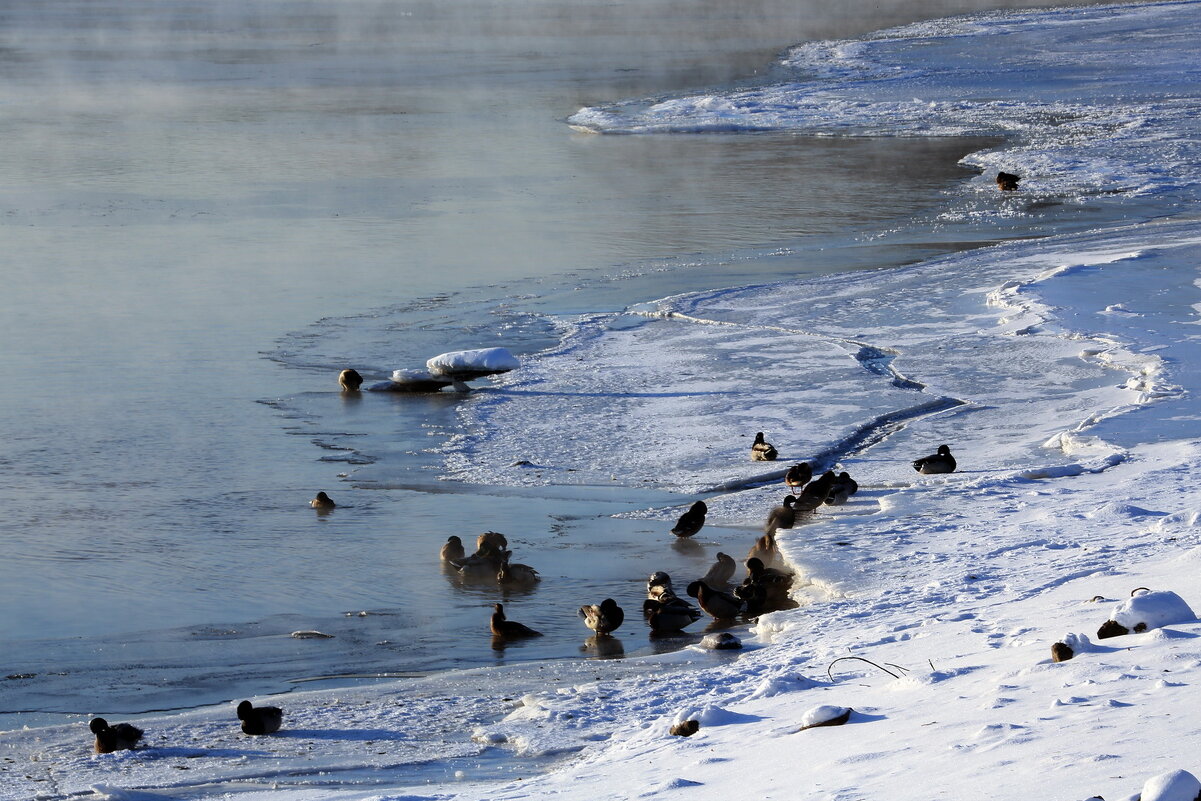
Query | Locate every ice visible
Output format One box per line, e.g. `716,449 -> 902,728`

426,348 -> 520,378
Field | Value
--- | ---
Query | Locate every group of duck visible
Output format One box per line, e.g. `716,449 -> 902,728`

87,701 -> 283,754
430,437 -> 958,643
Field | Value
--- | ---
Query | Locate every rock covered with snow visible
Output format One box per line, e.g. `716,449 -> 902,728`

1138,769 -> 1201,801
1110,590 -> 1196,634
426,347 -> 519,378
798,705 -> 853,730
699,632 -> 742,650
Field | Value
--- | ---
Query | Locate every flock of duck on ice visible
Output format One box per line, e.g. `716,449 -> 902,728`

82,175 -> 1199,793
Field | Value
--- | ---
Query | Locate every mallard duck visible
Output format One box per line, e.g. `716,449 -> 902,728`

236,700 -> 283,735
751,432 -> 778,461
701,552 -> 736,586
646,571 -> 677,601
996,171 -> 1020,191
90,718 -> 143,754
490,603 -> 542,638
452,547 -> 510,579
497,559 -> 540,585
793,470 -> 836,512
784,462 -> 812,493
764,495 -> 797,533
338,368 -> 364,391
440,535 -> 466,562
671,501 -> 707,538
825,472 -> 859,506
645,597 -> 702,631
913,444 -> 956,474
686,580 -> 743,620
579,598 -> 624,635
310,491 -> 336,510
736,557 -> 794,614
747,531 -> 780,568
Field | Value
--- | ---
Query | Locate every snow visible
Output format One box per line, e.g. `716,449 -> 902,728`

426,348 -> 520,377
1109,590 -> 1197,634
7,2 -> 1201,801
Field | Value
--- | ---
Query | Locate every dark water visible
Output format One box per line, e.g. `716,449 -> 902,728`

0,0 -> 1107,731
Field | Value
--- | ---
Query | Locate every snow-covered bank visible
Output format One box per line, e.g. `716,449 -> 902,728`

7,203 -> 1201,801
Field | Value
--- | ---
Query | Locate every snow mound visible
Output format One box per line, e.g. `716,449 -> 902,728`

426,347 -> 519,377
1139,769 -> 1201,801
1110,590 -> 1196,633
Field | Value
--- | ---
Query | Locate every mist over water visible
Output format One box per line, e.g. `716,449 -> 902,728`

0,0 -> 1108,730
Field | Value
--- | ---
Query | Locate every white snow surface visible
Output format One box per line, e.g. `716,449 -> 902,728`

426,348 -> 519,377
9,3 -> 1201,801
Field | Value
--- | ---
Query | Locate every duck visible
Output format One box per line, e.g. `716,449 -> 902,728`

736,557 -> 794,614
996,171 -> 1021,191
475,531 -> 508,552
310,491 -> 336,510
913,444 -> 956,474
784,462 -> 812,494
450,532 -> 512,577
793,470 -> 836,512
750,432 -> 779,461
671,501 -> 707,538
452,547 -> 511,579
497,559 -> 540,585
764,495 -> 797,534
686,580 -> 744,620
645,596 -> 702,632
701,552 -> 737,586
90,718 -> 144,754
747,531 -> 780,568
643,571 -> 702,620
236,700 -> 283,735
824,472 -> 859,506
440,535 -> 466,562
579,598 -> 625,635
338,368 -> 364,391
490,603 -> 542,638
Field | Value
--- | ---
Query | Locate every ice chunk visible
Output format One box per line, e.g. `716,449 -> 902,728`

426,347 -> 519,378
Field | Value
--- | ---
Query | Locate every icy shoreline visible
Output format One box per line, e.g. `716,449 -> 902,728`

7,1 -> 1201,799
7,206 -> 1201,801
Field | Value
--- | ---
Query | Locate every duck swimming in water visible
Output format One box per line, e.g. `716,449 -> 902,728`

310,491 -> 336,510
686,580 -> 743,620
671,501 -> 707,538
579,598 -> 625,636
912,444 -> 956,474
497,558 -> 540,585
750,432 -> 779,461
90,718 -> 144,754
645,596 -> 702,632
701,552 -> 737,587
339,368 -> 364,391
996,171 -> 1021,191
236,700 -> 283,735
490,603 -> 542,638
440,535 -> 466,562
736,557 -> 795,615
